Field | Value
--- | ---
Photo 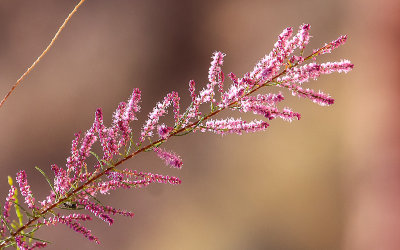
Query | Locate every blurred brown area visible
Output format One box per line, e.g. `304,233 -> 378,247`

0,0 -> 399,249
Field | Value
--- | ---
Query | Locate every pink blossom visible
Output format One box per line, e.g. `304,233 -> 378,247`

16,170 -> 35,209
317,35 -> 347,55
281,81 -> 334,106
171,91 -> 181,123
190,51 -> 227,113
278,60 -> 354,85
93,109 -> 118,161
39,191 -> 56,209
2,185 -> 16,222
123,88 -> 141,121
320,60 -> 354,74
140,92 -> 180,142
188,80 -> 196,102
287,23 -> 311,51
79,199 -> 114,225
250,27 -> 293,81
219,80 -> 247,107
44,215 -> 99,243
107,169 -> 182,185
279,107 -> 302,122
153,147 -> 183,169
102,205 -> 134,218
228,72 -> 239,85
98,179 -> 151,194
29,242 -> 48,249
208,51 -> 226,93
15,236 -> 29,250
200,118 -> 270,135
51,164 -> 71,196
79,130 -> 97,161
43,214 -> 92,226
240,93 -> 285,107
66,132 -> 81,174
157,124 -> 173,139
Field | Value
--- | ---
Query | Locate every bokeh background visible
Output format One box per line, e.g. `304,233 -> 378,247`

0,0 -> 399,249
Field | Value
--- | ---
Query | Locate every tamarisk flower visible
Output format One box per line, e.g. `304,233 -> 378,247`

97,178 -> 151,194
43,214 -> 99,244
185,51 -> 227,121
140,91 -> 180,142
278,60 -> 353,85
29,242 -> 47,249
188,80 -> 196,102
241,93 -> 285,106
51,164 -> 71,196
107,169 -> 181,185
153,147 -> 183,169
0,23 -> 353,249
66,132 -> 81,174
250,24 -> 311,82
15,236 -> 28,249
79,199 -> 114,225
16,170 -> 35,209
157,124 -> 173,139
238,92 -> 293,121
201,118 -> 270,135
15,235 -> 47,249
95,169 -> 183,195
316,35 -> 347,55
2,185 -> 16,223
209,51 -> 226,93
42,213 -> 92,225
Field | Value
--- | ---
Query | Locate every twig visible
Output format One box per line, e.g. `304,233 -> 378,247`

0,0 -> 86,109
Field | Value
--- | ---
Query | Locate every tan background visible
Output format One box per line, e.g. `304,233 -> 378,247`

0,0 -> 399,249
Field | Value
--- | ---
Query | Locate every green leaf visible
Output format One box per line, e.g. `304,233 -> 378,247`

11,201 -> 34,218
34,167 -> 58,200
82,190 -> 103,206
0,214 -> 12,234
3,242 -> 17,248
175,116 -> 205,136
20,233 -> 52,243
124,133 -> 134,156
90,151 -> 105,170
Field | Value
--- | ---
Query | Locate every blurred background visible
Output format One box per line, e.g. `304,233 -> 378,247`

0,0 -> 399,249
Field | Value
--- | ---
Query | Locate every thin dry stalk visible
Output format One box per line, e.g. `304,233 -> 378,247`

0,0 -> 86,109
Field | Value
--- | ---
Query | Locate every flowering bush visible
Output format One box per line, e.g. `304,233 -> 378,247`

0,23 -> 353,249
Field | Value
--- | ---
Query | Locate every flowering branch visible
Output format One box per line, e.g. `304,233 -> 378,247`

0,24 -> 353,248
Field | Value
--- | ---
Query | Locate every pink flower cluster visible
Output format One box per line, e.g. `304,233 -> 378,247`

201,118 -> 270,135
208,51 -> 226,93
15,235 -> 47,249
2,185 -> 16,230
98,169 -> 181,194
140,91 -> 180,142
43,214 -> 98,244
153,147 -> 183,169
16,170 -> 35,209
316,35 -> 347,55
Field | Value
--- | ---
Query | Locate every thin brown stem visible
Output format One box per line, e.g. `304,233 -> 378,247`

0,0 -> 86,109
